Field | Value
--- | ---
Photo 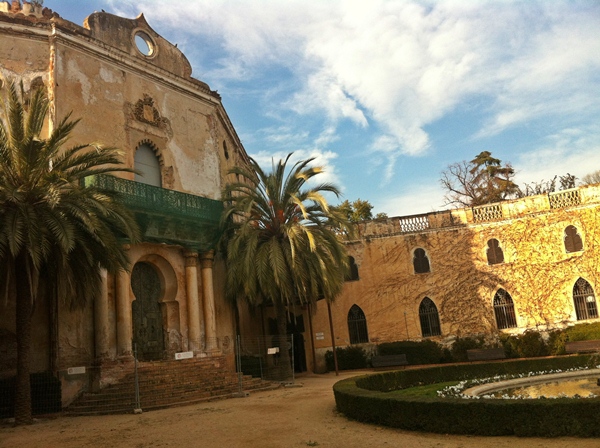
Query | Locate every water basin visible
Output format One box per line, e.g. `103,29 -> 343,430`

462,368 -> 600,398
491,377 -> 600,398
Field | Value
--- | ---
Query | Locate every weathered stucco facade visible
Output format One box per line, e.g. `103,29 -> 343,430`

0,4 -> 247,404
310,186 -> 600,371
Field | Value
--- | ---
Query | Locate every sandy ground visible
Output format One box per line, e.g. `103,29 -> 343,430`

0,370 -> 597,448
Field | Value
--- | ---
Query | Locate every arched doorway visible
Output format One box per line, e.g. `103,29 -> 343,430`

131,262 -> 165,361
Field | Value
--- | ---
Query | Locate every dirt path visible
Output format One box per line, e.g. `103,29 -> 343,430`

0,371 -> 594,447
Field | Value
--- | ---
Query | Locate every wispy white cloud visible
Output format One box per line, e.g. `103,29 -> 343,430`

377,183 -> 447,218
106,0 -> 600,206
250,148 -> 342,198
515,125 -> 600,186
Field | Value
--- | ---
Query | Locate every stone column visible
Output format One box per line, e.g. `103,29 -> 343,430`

116,267 -> 133,357
94,269 -> 110,360
200,250 -> 218,352
185,251 -> 201,352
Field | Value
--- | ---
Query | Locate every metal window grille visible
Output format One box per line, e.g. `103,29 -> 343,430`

419,297 -> 441,337
347,305 -> 369,344
573,278 -> 598,320
493,289 -> 517,329
564,225 -> 583,253
486,238 -> 504,265
413,248 -> 430,274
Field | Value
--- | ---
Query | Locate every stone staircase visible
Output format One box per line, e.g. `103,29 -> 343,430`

67,356 -> 277,415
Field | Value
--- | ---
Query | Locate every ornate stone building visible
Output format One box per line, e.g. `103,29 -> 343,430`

309,185 -> 600,371
2,3 -> 599,396
0,4 -> 248,403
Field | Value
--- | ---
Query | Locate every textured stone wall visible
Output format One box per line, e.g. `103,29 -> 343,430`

0,9 -> 242,380
311,186 -> 600,354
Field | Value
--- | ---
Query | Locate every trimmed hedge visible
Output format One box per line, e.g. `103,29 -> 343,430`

325,346 -> 369,371
377,340 -> 451,365
333,355 -> 600,437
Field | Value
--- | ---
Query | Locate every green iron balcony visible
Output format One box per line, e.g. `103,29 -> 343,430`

84,175 -> 223,251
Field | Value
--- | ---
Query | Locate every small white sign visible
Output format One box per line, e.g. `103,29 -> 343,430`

267,347 -> 279,355
175,351 -> 194,360
67,366 -> 86,375
316,332 -> 325,340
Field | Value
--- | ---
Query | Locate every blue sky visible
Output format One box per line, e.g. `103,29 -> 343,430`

49,0 -> 600,217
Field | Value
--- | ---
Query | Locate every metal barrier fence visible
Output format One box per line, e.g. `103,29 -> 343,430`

2,335 -> 301,418
235,334 -> 295,384
0,337 -> 236,418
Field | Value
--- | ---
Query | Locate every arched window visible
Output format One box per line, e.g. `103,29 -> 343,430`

573,278 -> 598,321
493,289 -> 517,329
347,305 -> 368,344
223,141 -> 229,160
419,297 -> 441,337
564,225 -> 583,253
345,256 -> 359,281
413,248 -> 430,274
134,143 -> 161,187
486,238 -> 504,265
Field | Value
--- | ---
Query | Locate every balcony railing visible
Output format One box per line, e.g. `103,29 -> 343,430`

84,175 -> 223,251
84,175 -> 222,224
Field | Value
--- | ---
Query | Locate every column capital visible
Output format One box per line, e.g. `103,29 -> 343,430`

199,250 -> 215,268
184,251 -> 199,267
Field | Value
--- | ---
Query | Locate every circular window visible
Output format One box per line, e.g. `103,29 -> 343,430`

134,31 -> 155,57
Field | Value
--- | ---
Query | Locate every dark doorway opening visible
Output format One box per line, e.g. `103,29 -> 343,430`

131,262 -> 165,361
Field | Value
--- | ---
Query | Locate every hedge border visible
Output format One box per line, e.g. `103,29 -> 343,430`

333,355 -> 600,437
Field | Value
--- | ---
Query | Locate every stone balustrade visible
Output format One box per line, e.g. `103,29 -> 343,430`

358,184 -> 600,239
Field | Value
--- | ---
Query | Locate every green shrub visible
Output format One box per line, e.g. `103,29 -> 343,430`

325,345 -> 369,371
449,336 -> 485,362
563,322 -> 600,341
377,340 -> 449,365
334,355 -> 600,437
547,329 -> 568,355
547,323 -> 600,355
500,331 -> 549,358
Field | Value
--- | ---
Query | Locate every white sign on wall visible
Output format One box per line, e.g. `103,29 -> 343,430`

315,332 -> 325,340
267,347 -> 280,355
175,351 -> 194,360
67,366 -> 86,375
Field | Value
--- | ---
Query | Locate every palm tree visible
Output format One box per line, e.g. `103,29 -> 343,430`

221,154 -> 350,379
0,80 -> 140,425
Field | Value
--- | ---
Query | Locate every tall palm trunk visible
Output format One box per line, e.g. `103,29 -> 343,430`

14,252 -> 33,425
275,303 -> 292,381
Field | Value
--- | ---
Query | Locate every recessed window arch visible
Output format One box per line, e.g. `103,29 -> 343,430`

413,248 -> 430,274
347,304 -> 368,344
345,256 -> 359,281
135,142 -> 162,187
573,278 -> 598,321
419,297 -> 441,337
486,238 -> 504,265
493,289 -> 517,329
564,225 -> 583,253
223,141 -> 229,160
